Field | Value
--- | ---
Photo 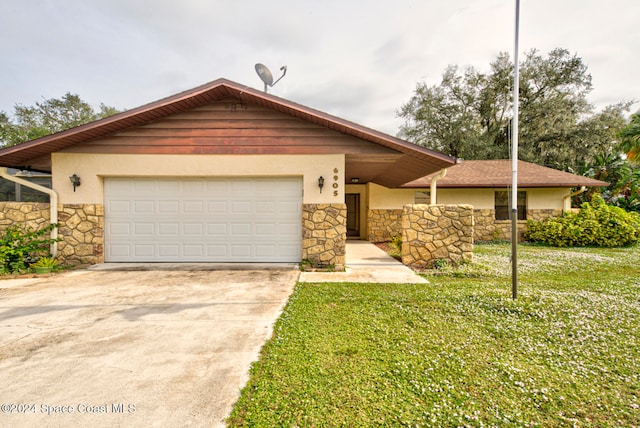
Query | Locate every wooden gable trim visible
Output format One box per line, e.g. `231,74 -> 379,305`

60,99 -> 400,156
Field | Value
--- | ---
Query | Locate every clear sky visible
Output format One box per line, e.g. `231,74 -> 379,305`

1,0 -> 638,135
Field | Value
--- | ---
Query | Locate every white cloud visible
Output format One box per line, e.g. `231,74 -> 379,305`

1,0 -> 638,135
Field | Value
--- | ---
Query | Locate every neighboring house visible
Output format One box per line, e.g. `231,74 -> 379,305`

0,78 -> 456,266
404,159 -> 609,241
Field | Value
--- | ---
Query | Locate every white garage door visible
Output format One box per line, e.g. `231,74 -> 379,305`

104,177 -> 302,262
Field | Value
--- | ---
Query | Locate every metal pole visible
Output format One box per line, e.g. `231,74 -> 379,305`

511,0 -> 520,299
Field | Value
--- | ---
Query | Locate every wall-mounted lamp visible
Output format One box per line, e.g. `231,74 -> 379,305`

351,177 -> 360,184
318,176 -> 325,193
69,174 -> 81,192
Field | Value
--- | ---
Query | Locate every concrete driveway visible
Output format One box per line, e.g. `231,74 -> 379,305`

0,266 -> 298,427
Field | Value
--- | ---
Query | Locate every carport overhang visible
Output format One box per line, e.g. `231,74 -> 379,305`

0,78 -> 456,188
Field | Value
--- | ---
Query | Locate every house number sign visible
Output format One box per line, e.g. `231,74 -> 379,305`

333,168 -> 339,197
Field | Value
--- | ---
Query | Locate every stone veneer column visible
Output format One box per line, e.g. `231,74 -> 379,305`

57,204 -> 104,265
302,204 -> 346,270
402,204 -> 474,269
367,209 -> 403,242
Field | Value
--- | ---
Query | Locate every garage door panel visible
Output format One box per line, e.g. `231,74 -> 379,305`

109,245 -> 131,257
255,244 -> 276,256
159,200 -> 180,213
108,200 -> 131,214
207,244 -> 228,257
255,201 -> 276,214
231,201 -> 251,215
105,177 -> 302,262
279,244 -> 301,258
231,245 -> 252,257
279,201 -> 300,213
134,223 -> 154,235
184,200 -> 204,213
134,245 -> 155,257
255,223 -> 276,237
183,223 -> 204,235
133,200 -> 154,214
134,181 -> 157,193
230,181 -> 252,194
108,222 -> 131,235
207,201 -> 227,214
159,223 -> 179,235
207,223 -> 228,236
158,246 -> 179,257
155,181 -> 180,193
279,222 -> 301,237
184,245 -> 204,257
230,223 -> 251,236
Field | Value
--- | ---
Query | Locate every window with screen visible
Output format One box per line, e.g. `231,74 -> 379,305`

414,191 -> 430,204
495,191 -> 526,220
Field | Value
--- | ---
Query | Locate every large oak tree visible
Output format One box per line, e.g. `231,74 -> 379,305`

0,93 -> 119,147
397,48 -> 632,171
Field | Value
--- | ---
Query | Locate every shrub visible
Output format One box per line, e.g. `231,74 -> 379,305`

0,223 -> 60,274
390,235 -> 402,253
31,256 -> 59,269
525,194 -> 640,247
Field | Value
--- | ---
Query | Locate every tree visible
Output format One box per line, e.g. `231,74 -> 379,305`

398,48 -> 633,171
619,112 -> 640,163
0,93 -> 119,147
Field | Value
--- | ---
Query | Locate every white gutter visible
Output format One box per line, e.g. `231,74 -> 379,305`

430,168 -> 448,205
563,186 -> 586,213
0,167 -> 58,257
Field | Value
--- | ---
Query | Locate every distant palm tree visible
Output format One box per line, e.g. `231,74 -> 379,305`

620,113 -> 640,163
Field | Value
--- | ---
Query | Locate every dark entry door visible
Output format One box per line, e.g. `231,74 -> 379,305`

346,193 -> 360,237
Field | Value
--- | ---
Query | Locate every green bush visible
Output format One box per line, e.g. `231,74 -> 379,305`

0,223 -> 60,274
525,194 -> 640,247
390,235 -> 402,253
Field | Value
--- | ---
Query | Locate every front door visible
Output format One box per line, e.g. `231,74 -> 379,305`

346,193 -> 360,237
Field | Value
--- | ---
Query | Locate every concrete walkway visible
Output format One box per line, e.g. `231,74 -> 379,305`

299,240 -> 428,283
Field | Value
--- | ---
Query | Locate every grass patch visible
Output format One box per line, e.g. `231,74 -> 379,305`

228,244 -> 640,427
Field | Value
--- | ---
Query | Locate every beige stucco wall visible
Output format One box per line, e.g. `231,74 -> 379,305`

527,188 -> 570,210
52,153 -> 345,204
434,187 -> 570,210
368,183 -> 416,209
435,189 -> 495,209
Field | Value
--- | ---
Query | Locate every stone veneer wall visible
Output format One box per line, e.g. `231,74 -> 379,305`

57,204 -> 104,265
368,209 -> 403,242
474,209 -> 563,242
0,202 -> 103,265
302,203 -> 347,270
0,202 -> 50,230
402,204 -> 474,269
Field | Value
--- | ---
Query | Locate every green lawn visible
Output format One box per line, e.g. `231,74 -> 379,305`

228,244 -> 640,427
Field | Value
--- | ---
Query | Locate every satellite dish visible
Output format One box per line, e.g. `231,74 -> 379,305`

255,63 -> 287,93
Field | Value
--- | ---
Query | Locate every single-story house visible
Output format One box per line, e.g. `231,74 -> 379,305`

0,78 -> 463,268
403,159 -> 609,241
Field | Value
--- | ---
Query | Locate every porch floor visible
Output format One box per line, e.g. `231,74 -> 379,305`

298,240 -> 428,284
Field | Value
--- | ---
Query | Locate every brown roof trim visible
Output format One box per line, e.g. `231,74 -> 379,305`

0,78 -> 456,171
403,159 -> 609,188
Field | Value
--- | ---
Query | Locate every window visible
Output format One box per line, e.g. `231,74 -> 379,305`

0,176 -> 52,202
495,191 -> 526,220
414,191 -> 430,204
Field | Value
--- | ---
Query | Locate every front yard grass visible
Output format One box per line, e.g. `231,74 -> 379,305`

228,243 -> 640,427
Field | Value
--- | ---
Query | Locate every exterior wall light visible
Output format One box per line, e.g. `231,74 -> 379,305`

318,176 -> 325,193
69,174 -> 81,192
351,177 -> 360,183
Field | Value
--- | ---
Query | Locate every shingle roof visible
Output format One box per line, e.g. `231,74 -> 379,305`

403,159 -> 609,188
